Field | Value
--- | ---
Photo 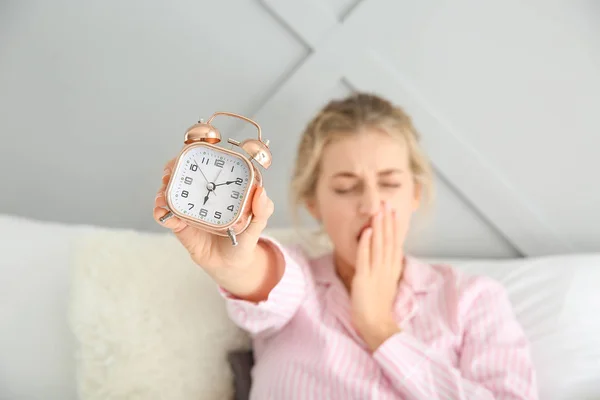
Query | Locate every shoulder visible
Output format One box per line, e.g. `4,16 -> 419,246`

410,257 -> 513,314
412,259 -> 525,341
416,256 -> 506,292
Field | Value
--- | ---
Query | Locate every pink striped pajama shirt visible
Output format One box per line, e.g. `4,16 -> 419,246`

220,236 -> 538,399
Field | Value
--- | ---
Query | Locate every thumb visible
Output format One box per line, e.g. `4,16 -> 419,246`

244,186 -> 274,239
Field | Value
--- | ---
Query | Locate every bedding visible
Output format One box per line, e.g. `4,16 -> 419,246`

1,214 -> 599,400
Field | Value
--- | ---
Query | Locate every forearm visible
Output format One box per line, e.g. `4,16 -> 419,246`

215,236 -> 308,338
359,318 -> 402,353
219,239 -> 285,302
373,333 -> 496,400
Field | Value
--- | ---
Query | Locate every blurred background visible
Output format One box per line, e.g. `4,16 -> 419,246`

1,0 -> 599,259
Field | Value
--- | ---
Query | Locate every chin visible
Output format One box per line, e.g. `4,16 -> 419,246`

331,237 -> 358,268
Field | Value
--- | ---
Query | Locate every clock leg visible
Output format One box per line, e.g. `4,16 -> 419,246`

227,228 -> 238,246
159,211 -> 174,223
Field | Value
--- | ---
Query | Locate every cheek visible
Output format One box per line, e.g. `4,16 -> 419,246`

320,201 -> 353,227
316,194 -> 356,236
394,209 -> 413,240
391,191 -> 418,238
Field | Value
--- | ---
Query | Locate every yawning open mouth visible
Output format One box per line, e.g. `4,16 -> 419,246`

356,222 -> 372,241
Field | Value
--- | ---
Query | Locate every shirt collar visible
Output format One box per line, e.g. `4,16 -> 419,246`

311,252 -> 440,294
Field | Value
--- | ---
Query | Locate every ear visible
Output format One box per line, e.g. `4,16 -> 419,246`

305,197 -> 322,222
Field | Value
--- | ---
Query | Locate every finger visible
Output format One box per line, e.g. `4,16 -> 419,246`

155,185 -> 167,208
163,157 -> 176,172
392,208 -> 404,280
383,201 -> 394,271
371,207 -> 383,271
244,186 -> 274,240
355,227 -> 372,277
162,169 -> 171,185
161,158 -> 176,184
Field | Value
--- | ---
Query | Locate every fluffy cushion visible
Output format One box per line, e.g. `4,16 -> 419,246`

68,228 -> 252,399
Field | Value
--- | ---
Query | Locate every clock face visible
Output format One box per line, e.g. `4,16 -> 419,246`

168,145 -> 252,226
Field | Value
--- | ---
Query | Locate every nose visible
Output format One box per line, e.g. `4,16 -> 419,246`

358,185 -> 381,217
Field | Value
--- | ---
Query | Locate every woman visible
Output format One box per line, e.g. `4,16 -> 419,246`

153,93 -> 538,399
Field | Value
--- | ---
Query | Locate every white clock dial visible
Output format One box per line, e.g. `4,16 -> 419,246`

168,145 -> 252,226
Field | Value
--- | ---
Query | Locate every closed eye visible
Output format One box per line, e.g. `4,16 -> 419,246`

333,182 -> 401,194
333,187 -> 356,194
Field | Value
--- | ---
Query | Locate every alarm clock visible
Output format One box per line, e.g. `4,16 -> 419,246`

159,111 -> 272,246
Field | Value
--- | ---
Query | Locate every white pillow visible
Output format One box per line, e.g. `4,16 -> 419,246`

0,214 -> 85,399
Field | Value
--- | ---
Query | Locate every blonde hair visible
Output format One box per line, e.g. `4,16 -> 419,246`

289,92 -> 434,226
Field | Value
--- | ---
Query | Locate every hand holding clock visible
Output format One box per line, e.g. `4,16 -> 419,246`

153,158 -> 280,301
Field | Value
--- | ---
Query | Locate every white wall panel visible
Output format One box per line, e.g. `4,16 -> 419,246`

0,0 -> 307,230
1,0 -> 597,258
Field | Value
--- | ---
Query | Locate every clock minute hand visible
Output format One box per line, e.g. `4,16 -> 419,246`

214,180 -> 235,187
193,158 -> 210,183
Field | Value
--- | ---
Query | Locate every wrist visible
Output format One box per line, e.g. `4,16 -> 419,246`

218,240 -> 284,302
360,318 -> 401,353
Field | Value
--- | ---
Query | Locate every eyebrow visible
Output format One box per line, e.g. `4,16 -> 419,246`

331,169 -> 404,179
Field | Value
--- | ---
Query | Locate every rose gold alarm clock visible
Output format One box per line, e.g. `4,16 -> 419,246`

160,112 -> 272,246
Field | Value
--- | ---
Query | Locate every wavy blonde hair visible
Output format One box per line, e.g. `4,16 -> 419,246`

289,92 -> 434,227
